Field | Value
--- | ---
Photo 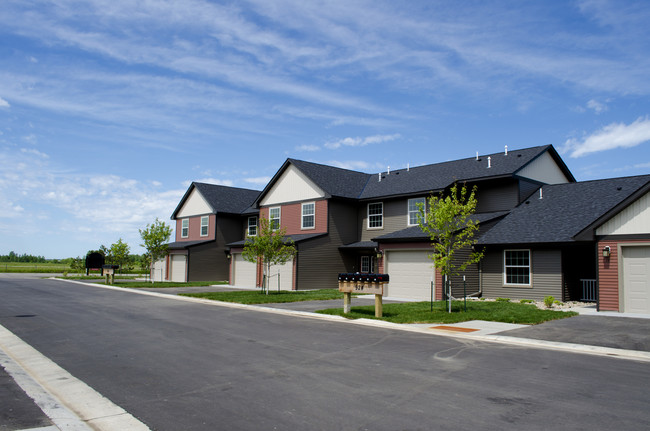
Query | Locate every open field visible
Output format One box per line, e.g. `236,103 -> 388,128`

0,262 -> 70,273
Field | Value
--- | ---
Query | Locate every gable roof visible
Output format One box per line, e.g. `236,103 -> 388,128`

477,175 -> 650,245
171,182 -> 261,219
254,159 -> 371,205
359,145 -> 573,199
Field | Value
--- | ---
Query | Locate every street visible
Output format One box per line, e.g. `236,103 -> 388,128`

1,277 -> 649,430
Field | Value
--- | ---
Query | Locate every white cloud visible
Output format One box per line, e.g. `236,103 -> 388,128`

326,160 -> 382,171
0,97 -> 9,108
563,117 -> 650,158
20,148 -> 49,159
586,99 -> 607,114
190,178 -> 235,187
243,176 -> 271,186
295,144 -> 320,152
324,133 -> 401,150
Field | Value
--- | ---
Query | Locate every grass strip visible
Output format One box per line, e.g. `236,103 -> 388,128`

316,300 -> 578,325
181,289 -> 351,304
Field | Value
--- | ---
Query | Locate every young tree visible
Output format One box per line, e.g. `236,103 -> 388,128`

418,183 -> 484,312
242,217 -> 295,294
139,218 -> 173,282
109,238 -> 131,273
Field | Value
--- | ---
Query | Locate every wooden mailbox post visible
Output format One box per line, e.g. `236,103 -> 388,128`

338,273 -> 389,318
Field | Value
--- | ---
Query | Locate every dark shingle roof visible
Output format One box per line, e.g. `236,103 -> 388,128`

227,233 -> 327,247
171,182 -> 261,218
373,211 -> 510,242
168,240 -> 213,249
359,145 -> 568,199
478,175 -> 650,245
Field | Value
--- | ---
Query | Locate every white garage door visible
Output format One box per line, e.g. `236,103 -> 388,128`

151,258 -> 167,282
170,254 -> 187,282
268,260 -> 294,291
384,250 -> 434,300
232,253 -> 257,288
623,246 -> 650,314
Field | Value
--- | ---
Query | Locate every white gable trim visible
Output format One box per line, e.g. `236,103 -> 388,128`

260,164 -> 326,206
597,191 -> 650,235
177,187 -> 212,218
516,151 -> 570,185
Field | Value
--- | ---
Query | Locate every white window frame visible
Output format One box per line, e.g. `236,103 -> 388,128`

503,249 -> 531,286
181,218 -> 189,238
200,216 -> 209,237
269,207 -> 281,231
248,216 -> 257,236
367,202 -> 383,229
302,202 -> 315,230
408,197 -> 426,226
361,256 -> 373,273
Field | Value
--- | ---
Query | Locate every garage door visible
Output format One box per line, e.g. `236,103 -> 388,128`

623,246 -> 650,314
268,260 -> 294,291
232,253 -> 257,288
384,250 -> 434,300
152,258 -> 167,282
170,254 -> 187,282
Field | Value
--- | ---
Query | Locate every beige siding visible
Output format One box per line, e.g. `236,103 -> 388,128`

597,191 -> 650,235
516,151 -> 571,185
481,249 -> 563,301
176,188 -> 212,217
260,164 -> 325,206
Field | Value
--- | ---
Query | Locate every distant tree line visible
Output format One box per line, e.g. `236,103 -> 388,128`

0,252 -> 48,263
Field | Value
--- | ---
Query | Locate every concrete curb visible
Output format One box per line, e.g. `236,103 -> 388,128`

54,278 -> 650,363
0,323 -> 149,431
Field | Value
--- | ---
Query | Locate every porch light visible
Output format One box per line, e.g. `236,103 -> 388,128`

602,246 -> 611,258
376,250 -> 383,259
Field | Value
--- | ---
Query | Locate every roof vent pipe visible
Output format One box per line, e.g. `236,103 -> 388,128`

407,163 -> 410,172
476,151 -> 479,161
387,166 -> 390,175
487,156 -> 491,168
378,173 -> 381,182
505,145 -> 508,156
539,188 -> 543,199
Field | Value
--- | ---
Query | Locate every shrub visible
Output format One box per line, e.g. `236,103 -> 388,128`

544,296 -> 555,308
520,299 -> 534,304
495,297 -> 510,302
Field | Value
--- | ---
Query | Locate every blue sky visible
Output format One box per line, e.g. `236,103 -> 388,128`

1,0 -> 650,259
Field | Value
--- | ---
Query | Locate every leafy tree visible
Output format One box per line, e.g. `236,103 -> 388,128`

139,218 -> 173,281
418,183 -> 484,312
242,217 -> 295,294
109,238 -> 131,273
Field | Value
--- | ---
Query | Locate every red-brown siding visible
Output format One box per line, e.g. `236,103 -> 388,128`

598,238 -> 650,311
175,214 -> 216,242
260,200 -> 328,235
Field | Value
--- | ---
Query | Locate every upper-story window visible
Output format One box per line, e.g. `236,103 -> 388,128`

504,250 -> 531,286
368,202 -> 383,229
248,216 -> 257,236
408,198 -> 426,226
200,216 -> 209,237
269,207 -> 281,231
181,219 -> 189,238
302,202 -> 315,229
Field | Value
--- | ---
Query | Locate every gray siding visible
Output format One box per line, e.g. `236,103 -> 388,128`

475,180 -> 519,213
481,248 -> 563,301
296,200 -> 358,290
518,179 -> 541,202
360,198 -> 421,242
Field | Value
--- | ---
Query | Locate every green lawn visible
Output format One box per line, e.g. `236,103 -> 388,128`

181,289 -> 351,304
117,280 -> 229,288
316,300 -> 578,325
1,262 -> 70,273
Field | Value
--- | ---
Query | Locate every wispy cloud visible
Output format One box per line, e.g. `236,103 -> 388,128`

243,177 -> 272,186
563,117 -> 650,158
189,178 -> 235,187
324,133 -> 401,149
295,144 -> 320,152
587,99 -> 608,114
0,97 -> 9,108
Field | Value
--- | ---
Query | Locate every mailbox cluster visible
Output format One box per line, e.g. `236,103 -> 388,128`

337,273 -> 390,283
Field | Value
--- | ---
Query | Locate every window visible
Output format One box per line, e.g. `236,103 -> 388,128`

302,202 -> 315,229
408,198 -> 425,226
504,250 -> 531,285
368,203 -> 383,229
181,219 -> 189,238
269,207 -> 281,231
200,216 -> 209,237
361,256 -> 373,273
248,216 -> 257,236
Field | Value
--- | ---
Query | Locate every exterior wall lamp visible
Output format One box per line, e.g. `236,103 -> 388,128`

602,246 -> 611,258
376,250 -> 383,259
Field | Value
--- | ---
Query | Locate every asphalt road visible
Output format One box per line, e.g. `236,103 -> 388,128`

1,278 -> 650,431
